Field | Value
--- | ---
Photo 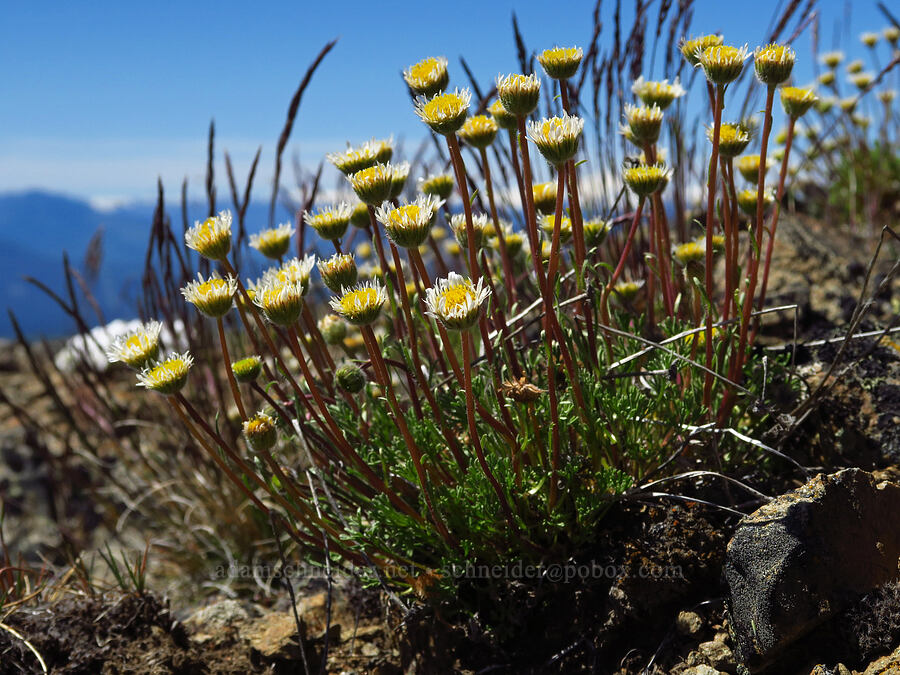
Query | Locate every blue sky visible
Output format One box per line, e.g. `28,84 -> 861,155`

0,0 -> 888,206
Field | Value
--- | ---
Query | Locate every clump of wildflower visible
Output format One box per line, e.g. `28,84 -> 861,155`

137,352 -> 193,395
420,173 -> 455,200
539,214 -> 573,244
737,188 -> 774,215
860,32 -> 880,48
414,88 -> 472,136
249,223 -> 295,260
377,195 -> 443,249
106,320 -> 162,369
712,122 -> 752,158
533,181 -> 558,214
403,56 -> 449,98
488,99 -> 518,130
305,203 -> 352,241
780,87 -> 818,119
622,162 -> 672,198
496,73 -> 541,117
181,273 -> 237,318
697,44 -> 749,85
350,202 -> 370,229
537,45 -> 583,80
754,44 -> 795,86
583,218 -> 610,249
318,253 -> 358,293
253,276 -> 305,327
820,51 -> 844,68
348,163 -> 396,205
232,356 -> 262,383
680,34 -> 723,66
622,103 -> 664,144
185,210 -> 232,260
527,113 -> 584,165
327,138 -> 392,175
424,272 -> 490,331
631,76 -> 686,109
451,212 -> 489,250
330,281 -> 387,326
458,115 -> 498,149
318,314 -> 347,345
243,411 -> 277,452
335,363 -> 366,394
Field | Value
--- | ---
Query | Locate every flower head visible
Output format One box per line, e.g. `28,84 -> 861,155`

348,163 -> 396,205
583,218 -> 610,249
317,252 -> 358,293
243,411 -> 277,452
818,71 -> 836,87
884,26 -> 900,45
420,173 -> 455,200
878,89 -> 897,105
335,363 -> 366,394
137,352 -> 193,395
754,44 -> 795,86
622,103 -> 664,144
403,56 -> 450,98
533,181 -> 557,214
496,73 -> 541,117
537,45 -> 583,80
680,34 -> 723,66
414,88 -> 472,136
849,72 -> 874,91
185,210 -> 232,260
181,273 -> 237,318
622,162 -> 672,198
673,240 -> 706,278
780,86 -> 818,119
820,51 -> 844,68
389,160 -> 410,200
232,356 -> 262,383
846,59 -> 864,74
376,195 -> 443,249
488,99 -> 518,130
327,138 -> 393,175
106,320 -> 162,369
305,202 -> 352,241
330,281 -> 387,326
737,188 -> 774,215
612,280 -> 645,305
350,202 -> 370,229
710,122 -> 752,158
861,32 -> 880,48
539,214 -> 573,245
697,44 -> 750,85
424,271 -> 491,331
457,114 -> 499,149
736,154 -> 773,182
269,255 -> 316,295
492,224 -> 525,258
318,314 -> 347,345
527,113 -> 584,165
450,212 -> 489,250
631,76 -> 686,110
253,275 -> 305,326
249,223 -> 295,260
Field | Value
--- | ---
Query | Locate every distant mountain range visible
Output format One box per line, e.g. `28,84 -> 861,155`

0,190 -> 292,339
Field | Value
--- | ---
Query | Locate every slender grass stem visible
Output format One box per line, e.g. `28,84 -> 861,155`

217,316 -> 247,421
446,134 -> 481,280
703,84 -> 725,410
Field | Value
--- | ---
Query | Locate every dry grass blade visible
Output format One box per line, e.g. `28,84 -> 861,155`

268,38 -> 338,228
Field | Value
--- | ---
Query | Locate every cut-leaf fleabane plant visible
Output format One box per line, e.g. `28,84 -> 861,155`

105,36 -> 830,611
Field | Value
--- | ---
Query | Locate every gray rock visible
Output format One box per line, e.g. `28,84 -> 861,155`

698,634 -> 736,672
864,643 -> 900,674
725,469 -> 900,671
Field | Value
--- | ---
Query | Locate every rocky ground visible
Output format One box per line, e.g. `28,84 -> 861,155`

1,216 -> 899,674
